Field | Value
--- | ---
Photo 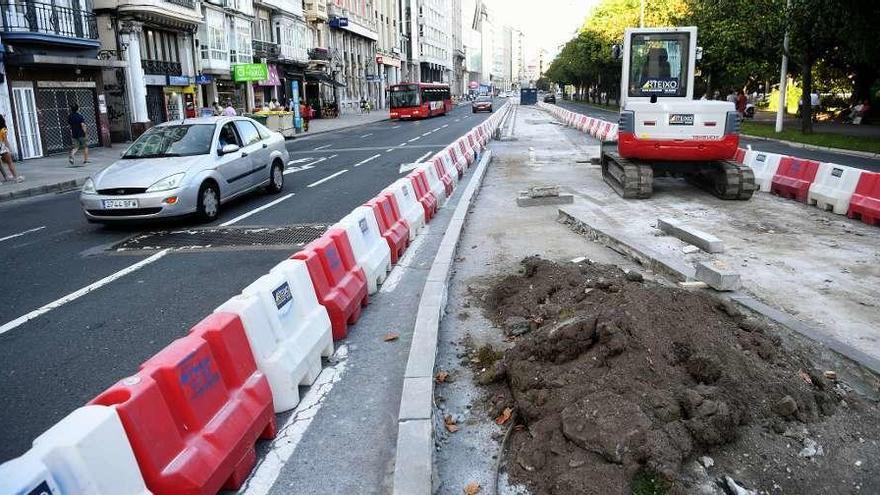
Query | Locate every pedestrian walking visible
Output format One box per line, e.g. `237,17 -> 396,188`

726,90 -> 737,103
735,90 -> 747,118
222,100 -> 237,117
68,103 -> 89,167
212,101 -> 223,116
0,114 -> 23,183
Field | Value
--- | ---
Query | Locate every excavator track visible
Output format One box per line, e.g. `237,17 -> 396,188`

601,151 -> 653,199
687,160 -> 757,200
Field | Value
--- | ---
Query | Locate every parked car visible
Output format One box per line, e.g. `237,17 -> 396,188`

544,94 -> 556,103
80,116 -> 289,223
472,96 -> 493,113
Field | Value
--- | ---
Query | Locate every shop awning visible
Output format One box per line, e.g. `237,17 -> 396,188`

5,54 -> 127,68
306,72 -> 345,88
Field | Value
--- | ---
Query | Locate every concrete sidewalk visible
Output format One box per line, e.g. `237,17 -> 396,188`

0,111 -> 390,204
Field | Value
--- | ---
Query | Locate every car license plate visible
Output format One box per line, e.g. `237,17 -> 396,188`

102,199 -> 139,209
669,114 -> 694,125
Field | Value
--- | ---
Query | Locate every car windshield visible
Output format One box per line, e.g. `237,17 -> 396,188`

390,86 -> 420,108
476,97 -> 492,102
628,32 -> 690,98
123,124 -> 216,159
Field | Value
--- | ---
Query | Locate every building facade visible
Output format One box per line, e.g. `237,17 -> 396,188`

375,0 -> 402,108
450,0 -> 464,97
1,0 -> 124,159
416,0 -> 450,84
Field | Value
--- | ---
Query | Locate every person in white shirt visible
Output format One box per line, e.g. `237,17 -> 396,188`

222,101 -> 237,117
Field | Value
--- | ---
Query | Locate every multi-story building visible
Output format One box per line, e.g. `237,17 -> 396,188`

250,0 -> 310,109
375,0 -> 402,108
461,0 -> 483,89
0,0 -> 124,159
325,0 -> 379,114
399,0 -> 418,82
450,0 -> 464,97
511,28 -> 525,89
416,0 -> 450,84
198,0 -> 256,113
95,0 -> 202,138
490,23 -> 511,91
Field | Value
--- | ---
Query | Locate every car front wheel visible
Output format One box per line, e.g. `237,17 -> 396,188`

196,182 -> 220,223
267,160 -> 284,194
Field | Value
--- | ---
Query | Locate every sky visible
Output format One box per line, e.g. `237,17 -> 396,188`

486,0 -> 599,60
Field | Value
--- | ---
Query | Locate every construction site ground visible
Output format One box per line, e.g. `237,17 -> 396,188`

432,104 -> 880,495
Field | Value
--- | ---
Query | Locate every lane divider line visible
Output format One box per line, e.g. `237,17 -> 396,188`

313,144 -> 332,151
407,136 -> 420,143
414,151 -> 432,163
354,153 -> 382,167
0,249 -> 171,336
0,226 -> 46,243
219,193 -> 296,227
441,124 -> 449,128
385,148 -> 394,152
307,169 -> 348,188
360,133 -> 373,138
391,125 -> 400,129
284,157 -> 328,175
421,132 -> 432,137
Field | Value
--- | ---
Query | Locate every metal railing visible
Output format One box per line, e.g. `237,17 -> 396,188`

164,0 -> 195,8
0,1 -> 98,39
252,39 -> 279,59
141,59 -> 182,76
308,47 -> 331,61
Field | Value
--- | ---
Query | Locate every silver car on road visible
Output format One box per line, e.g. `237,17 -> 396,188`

80,116 -> 289,223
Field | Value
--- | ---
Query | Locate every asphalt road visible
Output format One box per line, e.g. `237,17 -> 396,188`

554,99 -> 880,172
0,99 -> 501,463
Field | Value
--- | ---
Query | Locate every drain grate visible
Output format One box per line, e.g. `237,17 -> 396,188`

112,224 -> 329,251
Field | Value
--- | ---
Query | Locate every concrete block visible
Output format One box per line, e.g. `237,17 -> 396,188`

392,419 -> 433,495
657,218 -> 724,253
398,376 -> 433,420
517,194 -> 574,207
523,185 -> 561,197
695,262 -> 741,291
404,309 -> 440,378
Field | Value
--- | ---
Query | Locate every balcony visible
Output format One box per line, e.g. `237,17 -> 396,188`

141,59 -> 182,76
164,0 -> 195,8
308,47 -> 331,61
303,0 -> 327,22
253,39 -> 279,60
0,1 -> 98,45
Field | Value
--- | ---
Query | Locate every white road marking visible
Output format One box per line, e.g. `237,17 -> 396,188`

219,193 -> 295,226
360,133 -> 373,138
431,126 -> 442,132
399,142 -> 408,147
240,345 -> 349,495
407,136 -> 420,142
415,151 -> 433,162
287,157 -> 312,165
421,131 -> 432,137
0,249 -> 171,336
380,225 -> 431,293
284,157 -> 327,175
0,226 -> 46,243
354,153 -> 382,167
313,144 -> 332,150
453,119 -> 460,122
385,148 -> 394,152
307,169 -> 348,188
391,125 -> 400,129
441,124 -> 449,128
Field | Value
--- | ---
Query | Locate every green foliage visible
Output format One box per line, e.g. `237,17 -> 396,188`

631,468 -> 672,495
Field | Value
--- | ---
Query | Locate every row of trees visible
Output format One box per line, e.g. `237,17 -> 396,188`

544,0 -> 880,133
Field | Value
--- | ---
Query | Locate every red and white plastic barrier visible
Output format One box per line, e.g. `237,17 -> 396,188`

91,312 -> 277,495
386,178 -> 427,241
408,169 -> 438,222
848,172 -> 880,226
771,156 -> 821,203
808,163 -> 864,215
215,259 -> 335,411
744,150 -> 784,191
366,193 -> 411,263
334,206 -> 393,293
0,405 -> 149,495
420,161 -> 448,206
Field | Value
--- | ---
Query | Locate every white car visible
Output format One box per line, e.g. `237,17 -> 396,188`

80,116 -> 290,223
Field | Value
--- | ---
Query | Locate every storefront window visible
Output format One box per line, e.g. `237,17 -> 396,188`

205,9 -> 227,62
232,19 -> 253,64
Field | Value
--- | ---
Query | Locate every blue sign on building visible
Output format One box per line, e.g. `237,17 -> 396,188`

168,75 -> 192,86
329,17 -> 349,28
195,74 -> 213,85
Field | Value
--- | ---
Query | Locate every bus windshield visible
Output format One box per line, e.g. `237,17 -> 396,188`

390,85 -> 420,108
628,32 -> 690,98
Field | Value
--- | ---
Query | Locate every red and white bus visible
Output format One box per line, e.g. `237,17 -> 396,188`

389,82 -> 452,119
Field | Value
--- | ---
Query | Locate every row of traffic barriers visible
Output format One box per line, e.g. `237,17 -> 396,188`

0,101 -> 513,495
538,101 -> 879,227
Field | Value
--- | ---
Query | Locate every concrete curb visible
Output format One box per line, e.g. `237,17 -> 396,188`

558,205 -> 880,377
0,177 -> 86,204
742,133 -> 880,159
392,148 -> 495,495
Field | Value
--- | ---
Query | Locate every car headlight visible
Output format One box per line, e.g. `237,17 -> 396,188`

146,173 -> 186,193
81,177 -> 97,195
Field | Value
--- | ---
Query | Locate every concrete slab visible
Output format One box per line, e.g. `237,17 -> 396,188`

516,193 -> 574,207
695,261 -> 742,291
657,217 -> 725,253
392,419 -> 433,495
399,376 -> 433,420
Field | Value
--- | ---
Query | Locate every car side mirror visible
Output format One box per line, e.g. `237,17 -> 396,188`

219,143 -> 240,155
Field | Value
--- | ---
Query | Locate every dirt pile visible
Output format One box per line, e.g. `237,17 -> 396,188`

479,256 -> 880,495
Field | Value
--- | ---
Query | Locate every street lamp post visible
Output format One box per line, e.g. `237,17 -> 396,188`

775,0 -> 791,133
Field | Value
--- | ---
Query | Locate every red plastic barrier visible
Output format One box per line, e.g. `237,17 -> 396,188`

770,156 -> 820,203
446,147 -> 465,177
408,170 -> 437,222
293,230 -> 369,340
90,312 -> 276,495
366,193 -> 410,264
456,138 -> 475,167
466,132 -> 480,153
432,156 -> 455,197
847,172 -> 880,226
589,118 -> 601,137
734,147 -> 747,164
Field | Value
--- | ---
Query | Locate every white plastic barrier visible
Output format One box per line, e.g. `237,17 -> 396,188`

334,206 -> 393,291
439,148 -> 460,178
420,162 -> 448,206
216,258 -> 334,412
0,406 -> 149,495
456,137 -> 476,166
589,118 -> 601,137
386,178 -> 426,242
744,151 -> 784,192
808,163 -> 864,214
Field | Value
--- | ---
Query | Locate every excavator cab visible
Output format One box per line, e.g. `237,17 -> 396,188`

601,27 -> 756,200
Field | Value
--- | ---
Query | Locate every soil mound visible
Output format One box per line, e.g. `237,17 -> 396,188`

481,256 -> 880,495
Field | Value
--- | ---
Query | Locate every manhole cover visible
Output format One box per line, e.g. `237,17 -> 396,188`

112,225 -> 328,251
